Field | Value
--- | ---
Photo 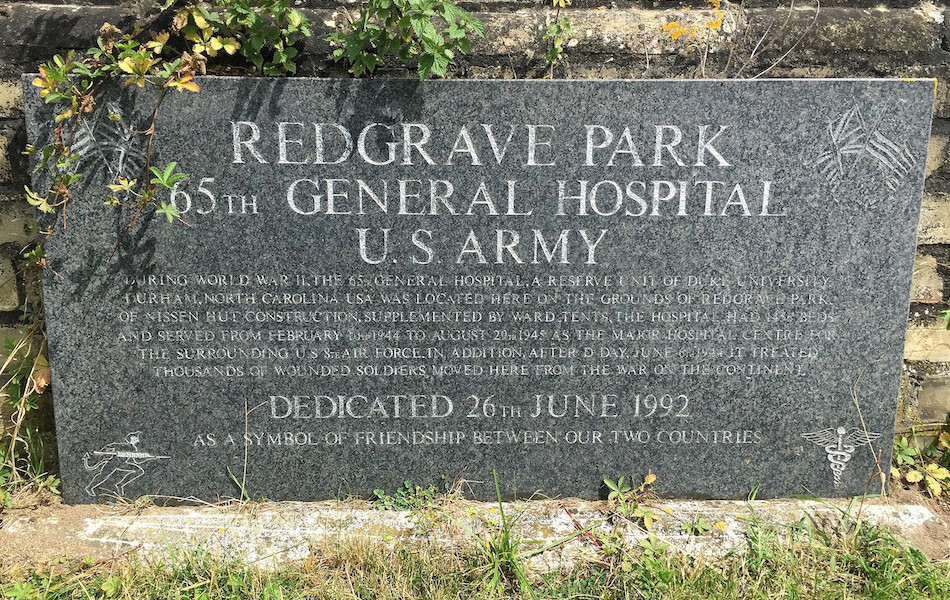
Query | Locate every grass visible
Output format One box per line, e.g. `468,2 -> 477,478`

2,510 -> 949,599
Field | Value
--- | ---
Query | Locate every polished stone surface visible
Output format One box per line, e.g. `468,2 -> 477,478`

22,77 -> 934,503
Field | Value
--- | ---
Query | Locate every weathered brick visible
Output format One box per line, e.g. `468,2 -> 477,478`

905,323 -> 950,362
306,6 -> 945,61
23,270 -> 42,309
0,128 -> 12,185
0,3 -> 137,55
0,79 -> 21,119
0,199 -> 35,245
917,375 -> 950,424
927,132 -> 949,176
0,255 -> 18,312
917,192 -> 950,245
0,325 -> 19,367
911,254 -> 943,303
747,6 -> 942,53
490,6 -> 946,57
896,369 -> 915,424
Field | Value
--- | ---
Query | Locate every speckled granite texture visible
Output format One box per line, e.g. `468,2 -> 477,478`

22,78 -> 933,503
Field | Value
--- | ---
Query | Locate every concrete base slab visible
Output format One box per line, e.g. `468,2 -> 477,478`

1,497 -> 948,569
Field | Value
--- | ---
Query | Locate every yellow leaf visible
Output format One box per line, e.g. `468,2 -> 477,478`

117,57 -> 136,74
906,469 -> 924,483
890,466 -> 901,478
209,37 -> 223,51
939,431 -> 950,449
221,37 -> 240,55
926,476 -> 943,496
168,73 -> 200,93
927,464 -> 950,479
643,514 -> 653,529
147,31 -> 170,54
644,471 -> 657,486
192,12 -> 208,29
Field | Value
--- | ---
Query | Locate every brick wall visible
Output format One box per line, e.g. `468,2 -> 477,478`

2,0 -> 950,456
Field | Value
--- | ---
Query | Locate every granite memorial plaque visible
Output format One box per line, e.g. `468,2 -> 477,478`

23,78 -> 934,503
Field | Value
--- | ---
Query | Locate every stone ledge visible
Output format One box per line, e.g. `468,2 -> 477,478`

0,498 -> 943,568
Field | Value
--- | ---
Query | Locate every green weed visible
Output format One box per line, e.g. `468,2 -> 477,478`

892,432 -> 950,498
371,479 -> 445,510
326,0 -> 485,79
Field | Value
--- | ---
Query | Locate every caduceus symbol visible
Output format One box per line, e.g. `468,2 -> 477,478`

801,427 -> 881,487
